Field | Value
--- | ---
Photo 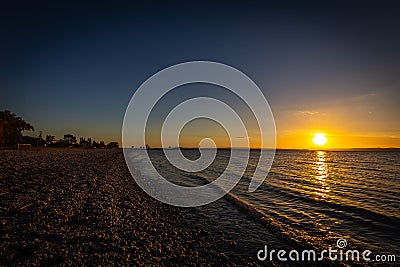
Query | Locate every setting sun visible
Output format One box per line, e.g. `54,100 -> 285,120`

313,133 -> 328,146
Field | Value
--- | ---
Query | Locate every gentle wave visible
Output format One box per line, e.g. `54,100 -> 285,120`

145,150 -> 400,256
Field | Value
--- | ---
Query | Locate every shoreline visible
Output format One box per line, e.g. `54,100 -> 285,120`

1,149 -> 375,266
0,149 -> 265,265
0,150 -> 220,265
2,146 -> 400,152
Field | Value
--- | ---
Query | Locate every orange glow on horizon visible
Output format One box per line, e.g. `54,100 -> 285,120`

276,131 -> 400,149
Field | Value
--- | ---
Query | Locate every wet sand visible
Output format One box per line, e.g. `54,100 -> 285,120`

0,149 -> 306,266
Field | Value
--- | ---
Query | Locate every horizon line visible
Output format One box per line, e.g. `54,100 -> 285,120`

124,147 -> 400,151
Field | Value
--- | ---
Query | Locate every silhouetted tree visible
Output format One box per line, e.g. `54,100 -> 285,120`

63,134 -> 77,146
92,140 -> 99,148
0,110 -> 34,146
79,137 -> 93,148
99,141 -> 105,148
107,142 -> 119,149
37,131 -> 43,146
46,135 -> 55,145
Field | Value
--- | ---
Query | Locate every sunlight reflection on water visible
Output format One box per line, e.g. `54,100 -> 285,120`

314,151 -> 330,200
149,150 -> 400,256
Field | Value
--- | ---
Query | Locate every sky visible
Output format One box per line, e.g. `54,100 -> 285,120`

1,1 -> 400,148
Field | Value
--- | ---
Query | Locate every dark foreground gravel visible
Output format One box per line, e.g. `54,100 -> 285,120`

0,149 -> 261,266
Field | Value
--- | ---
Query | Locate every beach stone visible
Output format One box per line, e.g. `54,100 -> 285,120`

0,149 -> 261,266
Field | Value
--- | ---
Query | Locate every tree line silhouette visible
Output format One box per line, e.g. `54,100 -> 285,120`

0,110 -> 118,149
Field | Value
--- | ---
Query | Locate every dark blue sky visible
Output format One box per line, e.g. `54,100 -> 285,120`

1,1 -> 399,147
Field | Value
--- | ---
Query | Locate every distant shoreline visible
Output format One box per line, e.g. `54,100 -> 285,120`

128,147 -> 400,152
277,148 -> 400,152
2,146 -> 400,152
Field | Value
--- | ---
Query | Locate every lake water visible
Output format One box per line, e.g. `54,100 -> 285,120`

128,149 -> 400,259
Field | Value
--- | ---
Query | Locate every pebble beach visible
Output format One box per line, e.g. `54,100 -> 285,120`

0,149 -> 260,266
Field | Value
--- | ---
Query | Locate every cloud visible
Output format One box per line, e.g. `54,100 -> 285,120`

351,92 -> 378,101
296,110 -> 324,116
